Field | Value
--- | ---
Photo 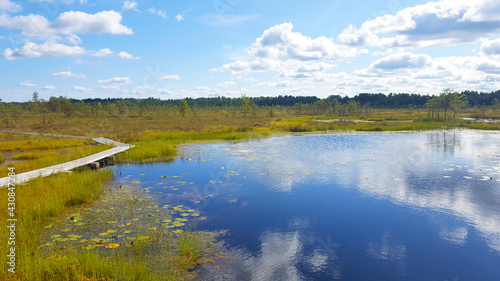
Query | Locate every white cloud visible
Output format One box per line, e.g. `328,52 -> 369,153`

100,85 -> 120,90
148,8 -> 167,18
122,1 -> 138,11
160,74 -> 181,80
0,0 -> 21,13
42,85 -> 56,90
117,51 -> 139,59
222,44 -> 232,50
175,14 -> 183,21
336,0 -> 500,49
98,77 -> 131,84
52,71 -> 87,78
67,34 -> 82,45
73,86 -> 92,93
0,10 -> 132,40
157,89 -> 173,94
52,11 -> 133,35
370,52 -> 432,71
481,38 -> 500,56
215,23 -> 364,77
256,81 -> 291,87
216,81 -> 237,88
3,41 -> 116,60
90,48 -> 113,57
19,81 -> 37,87
199,13 -> 258,26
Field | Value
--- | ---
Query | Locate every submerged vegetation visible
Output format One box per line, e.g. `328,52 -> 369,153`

0,169 -> 221,280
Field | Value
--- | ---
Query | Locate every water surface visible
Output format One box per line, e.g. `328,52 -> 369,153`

114,130 -> 500,281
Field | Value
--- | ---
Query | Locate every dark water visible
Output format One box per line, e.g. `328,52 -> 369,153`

113,130 -> 500,281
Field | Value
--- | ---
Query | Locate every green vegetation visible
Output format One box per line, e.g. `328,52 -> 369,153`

0,153 -> 3,163
0,169 -> 220,280
0,134 -> 113,174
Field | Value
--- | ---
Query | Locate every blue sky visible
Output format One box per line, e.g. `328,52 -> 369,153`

1,0 -> 500,102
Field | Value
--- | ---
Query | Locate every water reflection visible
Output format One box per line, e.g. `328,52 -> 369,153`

221,131 -> 500,253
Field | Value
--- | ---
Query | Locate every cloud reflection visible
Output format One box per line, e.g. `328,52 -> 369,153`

227,131 -> 500,253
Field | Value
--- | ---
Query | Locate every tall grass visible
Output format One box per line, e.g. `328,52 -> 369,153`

0,153 -> 3,163
0,170 -> 114,279
0,144 -> 113,175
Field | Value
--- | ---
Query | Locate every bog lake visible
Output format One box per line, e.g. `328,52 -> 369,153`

112,130 -> 500,281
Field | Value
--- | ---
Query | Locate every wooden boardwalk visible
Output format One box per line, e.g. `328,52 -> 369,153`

0,132 -> 134,187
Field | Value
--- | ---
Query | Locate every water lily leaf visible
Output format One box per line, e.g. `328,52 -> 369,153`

162,219 -> 172,223
147,227 -> 157,230
181,213 -> 190,217
173,229 -> 183,234
126,222 -> 133,226
170,211 -> 177,214
44,242 -> 54,247
85,245 -> 96,250
44,224 -> 54,229
107,230 -> 117,234
51,235 -> 61,239
174,218 -> 188,222
118,224 -> 126,228
61,228 -> 71,233
131,218 -> 140,221
70,235 -> 83,241
191,213 -> 200,217
194,201 -> 201,204
123,230 -> 132,235
105,243 -> 119,249
99,232 -> 109,236
79,239 -> 89,243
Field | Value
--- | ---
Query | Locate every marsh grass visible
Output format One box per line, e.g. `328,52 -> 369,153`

0,170 -> 221,280
0,153 -> 3,163
0,144 -> 113,175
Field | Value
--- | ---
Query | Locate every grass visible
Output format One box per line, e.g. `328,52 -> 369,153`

0,153 -> 3,163
11,151 -> 61,160
0,144 -> 114,175
0,170 -> 220,280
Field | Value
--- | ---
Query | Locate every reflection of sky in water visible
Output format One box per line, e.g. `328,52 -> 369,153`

211,131 -> 500,254
150,130 -> 500,280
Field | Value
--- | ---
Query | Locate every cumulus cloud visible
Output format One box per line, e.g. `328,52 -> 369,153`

336,0 -> 500,49
52,71 -> 87,78
371,52 -> 432,70
216,81 -> 237,88
0,10 -> 132,42
175,14 -> 183,21
160,74 -> 181,80
90,48 -> 113,57
148,8 -> 167,18
481,38 -> 500,56
98,77 -> 131,84
3,41 -> 116,60
122,1 -> 138,11
214,23 -> 364,78
42,85 -> 56,90
73,86 -> 92,93
19,81 -> 37,87
0,0 -> 21,13
117,51 -> 139,59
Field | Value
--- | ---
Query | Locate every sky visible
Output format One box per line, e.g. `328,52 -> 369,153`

1,0 -> 500,102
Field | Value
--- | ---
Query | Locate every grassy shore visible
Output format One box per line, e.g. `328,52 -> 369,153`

0,133 -> 113,174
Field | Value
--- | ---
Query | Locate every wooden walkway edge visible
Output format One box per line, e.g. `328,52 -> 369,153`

0,131 -> 134,188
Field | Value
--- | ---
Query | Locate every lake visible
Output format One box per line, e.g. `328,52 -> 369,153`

113,130 -> 500,281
